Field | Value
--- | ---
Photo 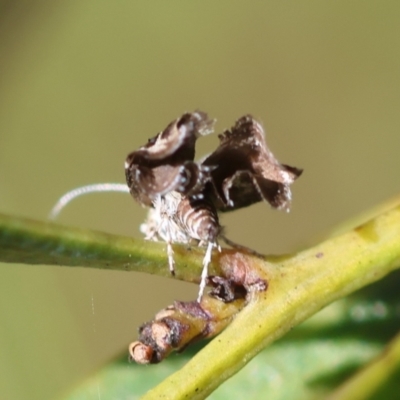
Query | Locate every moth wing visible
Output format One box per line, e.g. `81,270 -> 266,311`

138,111 -> 214,162
125,111 -> 215,206
203,115 -> 302,212
210,170 -> 283,211
126,162 -> 209,206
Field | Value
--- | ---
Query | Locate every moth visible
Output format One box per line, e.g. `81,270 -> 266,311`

50,111 -> 302,302
124,111 -> 302,301
125,111 -> 220,301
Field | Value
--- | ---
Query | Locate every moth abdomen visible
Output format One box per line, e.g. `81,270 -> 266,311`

177,196 -> 220,243
175,195 -> 220,302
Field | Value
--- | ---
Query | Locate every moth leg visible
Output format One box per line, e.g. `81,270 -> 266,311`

197,241 -> 214,302
164,221 -> 175,275
166,241 -> 175,276
220,235 -> 265,258
155,195 -> 176,275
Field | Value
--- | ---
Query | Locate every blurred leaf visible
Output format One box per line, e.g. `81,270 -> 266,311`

326,322 -> 400,400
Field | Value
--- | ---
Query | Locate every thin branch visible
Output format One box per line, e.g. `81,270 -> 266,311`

0,213 -> 217,283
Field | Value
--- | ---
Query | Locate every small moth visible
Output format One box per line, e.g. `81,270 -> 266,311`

124,112 -> 220,301
124,111 -> 302,301
50,111 -> 302,302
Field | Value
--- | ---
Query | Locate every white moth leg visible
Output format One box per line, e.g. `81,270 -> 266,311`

197,241 -> 214,302
166,241 -> 175,275
164,220 -> 176,275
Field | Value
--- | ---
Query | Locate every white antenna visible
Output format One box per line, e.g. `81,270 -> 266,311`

49,183 -> 130,220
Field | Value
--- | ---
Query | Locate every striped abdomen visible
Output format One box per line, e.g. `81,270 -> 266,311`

176,195 -> 220,244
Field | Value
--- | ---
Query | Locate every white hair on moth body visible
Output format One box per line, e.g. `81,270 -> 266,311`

141,193 -> 193,243
140,191 -> 222,300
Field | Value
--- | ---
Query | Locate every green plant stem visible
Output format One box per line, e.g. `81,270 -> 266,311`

143,205 -> 400,399
0,213 -> 212,283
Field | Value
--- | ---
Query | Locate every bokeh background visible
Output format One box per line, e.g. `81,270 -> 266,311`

1,2 -> 400,399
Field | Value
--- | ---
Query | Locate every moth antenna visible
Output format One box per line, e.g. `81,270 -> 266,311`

49,183 -> 129,220
197,241 -> 215,302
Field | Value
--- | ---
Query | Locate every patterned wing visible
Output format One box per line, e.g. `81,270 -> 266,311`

125,111 -> 215,206
202,115 -> 302,212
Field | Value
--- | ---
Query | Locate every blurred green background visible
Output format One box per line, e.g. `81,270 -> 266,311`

1,2 -> 400,399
